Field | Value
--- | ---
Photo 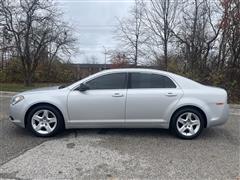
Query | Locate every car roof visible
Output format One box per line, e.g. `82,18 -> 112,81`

101,68 -> 170,75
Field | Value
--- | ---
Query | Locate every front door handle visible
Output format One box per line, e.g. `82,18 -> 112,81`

165,92 -> 177,97
112,93 -> 124,97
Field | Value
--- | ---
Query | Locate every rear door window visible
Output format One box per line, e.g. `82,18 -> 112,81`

130,73 -> 176,89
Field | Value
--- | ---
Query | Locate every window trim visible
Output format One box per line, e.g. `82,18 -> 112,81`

128,72 -> 177,89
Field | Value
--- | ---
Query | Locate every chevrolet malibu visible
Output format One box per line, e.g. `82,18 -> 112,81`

9,69 -> 229,139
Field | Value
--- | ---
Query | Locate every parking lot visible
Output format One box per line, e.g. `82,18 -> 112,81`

0,95 -> 239,179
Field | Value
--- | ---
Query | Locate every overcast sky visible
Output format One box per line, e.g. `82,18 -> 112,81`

54,0 -> 135,64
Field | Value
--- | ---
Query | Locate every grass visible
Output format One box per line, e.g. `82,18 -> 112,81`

0,83 -> 61,92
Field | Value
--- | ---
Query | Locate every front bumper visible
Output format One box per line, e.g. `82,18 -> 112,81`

9,115 -> 25,128
9,103 -> 26,128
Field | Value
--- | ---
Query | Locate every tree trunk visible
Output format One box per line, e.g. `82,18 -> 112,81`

134,56 -> 137,67
134,39 -> 138,67
164,40 -> 168,71
46,61 -> 52,81
24,71 -> 33,86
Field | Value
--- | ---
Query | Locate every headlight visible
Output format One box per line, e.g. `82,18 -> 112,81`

11,95 -> 24,105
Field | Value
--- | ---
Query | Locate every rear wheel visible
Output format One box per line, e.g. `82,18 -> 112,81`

171,108 -> 204,139
26,105 -> 64,137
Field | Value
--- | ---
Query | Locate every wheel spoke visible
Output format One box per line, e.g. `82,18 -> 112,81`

179,118 -> 187,124
35,124 -> 42,131
45,123 -> 52,133
189,126 -> 195,135
179,125 -> 187,133
33,115 -> 42,122
47,117 -> 57,123
43,110 -> 49,118
187,113 -> 192,120
191,120 -> 200,126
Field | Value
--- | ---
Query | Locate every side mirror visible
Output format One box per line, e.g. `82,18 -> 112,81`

77,83 -> 89,92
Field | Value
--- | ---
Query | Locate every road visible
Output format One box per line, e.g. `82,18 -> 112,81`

0,95 -> 239,179
0,96 -> 73,166
0,96 -> 45,165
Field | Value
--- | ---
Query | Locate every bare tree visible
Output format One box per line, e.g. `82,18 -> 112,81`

109,50 -> 130,68
0,26 -> 6,70
219,0 -> 240,76
46,24 -> 76,78
0,0 -> 76,86
144,0 -> 179,70
0,24 -> 13,70
116,0 -> 148,66
172,0 -> 221,76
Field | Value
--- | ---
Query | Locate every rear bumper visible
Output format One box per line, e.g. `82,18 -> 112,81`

207,104 -> 229,127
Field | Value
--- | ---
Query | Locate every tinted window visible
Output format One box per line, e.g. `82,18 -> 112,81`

86,73 -> 127,90
130,73 -> 176,89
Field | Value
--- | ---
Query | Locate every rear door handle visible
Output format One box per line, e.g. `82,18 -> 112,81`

165,92 -> 177,97
112,93 -> 124,97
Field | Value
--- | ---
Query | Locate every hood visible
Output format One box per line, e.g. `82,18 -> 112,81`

21,86 -> 60,95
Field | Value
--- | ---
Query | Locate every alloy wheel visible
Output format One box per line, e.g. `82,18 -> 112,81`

176,112 -> 201,137
31,109 -> 57,135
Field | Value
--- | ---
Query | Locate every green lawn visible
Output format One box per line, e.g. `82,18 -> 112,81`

0,83 -> 61,92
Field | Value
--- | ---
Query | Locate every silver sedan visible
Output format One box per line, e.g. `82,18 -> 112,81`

9,69 -> 229,139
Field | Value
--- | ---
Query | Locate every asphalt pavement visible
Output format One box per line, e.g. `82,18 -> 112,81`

0,95 -> 239,179
0,96 -> 69,166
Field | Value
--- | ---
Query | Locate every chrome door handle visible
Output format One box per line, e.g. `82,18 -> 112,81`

165,92 -> 177,97
112,93 -> 124,97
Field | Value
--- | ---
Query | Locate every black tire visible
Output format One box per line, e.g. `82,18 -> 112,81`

171,108 -> 204,140
26,105 -> 64,137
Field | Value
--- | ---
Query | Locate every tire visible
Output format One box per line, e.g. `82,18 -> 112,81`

171,108 -> 204,139
26,105 -> 64,137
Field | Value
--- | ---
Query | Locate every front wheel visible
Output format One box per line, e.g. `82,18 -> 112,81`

171,108 -> 204,139
26,105 -> 64,137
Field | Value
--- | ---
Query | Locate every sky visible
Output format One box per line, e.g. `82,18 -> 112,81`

54,0 -> 135,64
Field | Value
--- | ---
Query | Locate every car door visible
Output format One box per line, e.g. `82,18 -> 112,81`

126,72 -> 183,128
67,72 -> 127,128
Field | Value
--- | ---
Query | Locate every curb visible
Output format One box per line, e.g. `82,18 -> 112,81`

0,91 -> 18,96
230,104 -> 240,109
0,91 -> 18,94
